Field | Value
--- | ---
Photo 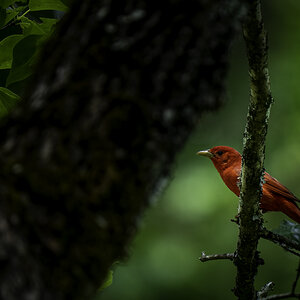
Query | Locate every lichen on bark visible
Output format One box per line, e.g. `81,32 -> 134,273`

234,0 -> 273,299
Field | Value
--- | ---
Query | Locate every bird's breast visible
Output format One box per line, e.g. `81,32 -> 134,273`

220,166 -> 240,197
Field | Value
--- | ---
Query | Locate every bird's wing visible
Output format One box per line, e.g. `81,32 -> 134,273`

264,172 -> 300,203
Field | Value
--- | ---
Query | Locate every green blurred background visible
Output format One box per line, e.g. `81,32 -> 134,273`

100,1 -> 300,299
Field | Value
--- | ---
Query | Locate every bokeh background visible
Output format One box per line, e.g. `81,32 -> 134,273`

100,1 -> 300,299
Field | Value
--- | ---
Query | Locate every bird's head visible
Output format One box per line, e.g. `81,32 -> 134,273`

197,146 -> 241,172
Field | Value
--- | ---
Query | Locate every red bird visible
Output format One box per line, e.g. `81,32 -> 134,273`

197,146 -> 300,223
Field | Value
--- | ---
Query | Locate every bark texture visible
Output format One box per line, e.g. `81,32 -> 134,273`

0,0 -> 246,299
234,0 -> 273,299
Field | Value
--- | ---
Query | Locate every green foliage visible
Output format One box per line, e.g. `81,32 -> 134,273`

98,271 -> 114,292
0,34 -> 24,69
0,0 -> 69,117
29,0 -> 68,12
0,87 -> 20,117
273,220 -> 300,245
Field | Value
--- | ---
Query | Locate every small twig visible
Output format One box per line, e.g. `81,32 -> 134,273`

17,8 -> 30,19
232,222 -> 300,255
261,260 -> 300,299
199,251 -> 235,262
280,246 -> 300,258
260,227 -> 300,253
257,282 -> 275,299
262,292 -> 300,299
291,260 -> 300,294
232,222 -> 300,256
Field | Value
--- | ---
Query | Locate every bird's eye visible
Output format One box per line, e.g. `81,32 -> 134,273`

217,150 -> 224,156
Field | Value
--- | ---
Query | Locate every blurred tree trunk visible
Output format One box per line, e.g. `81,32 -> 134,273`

0,0 -> 247,299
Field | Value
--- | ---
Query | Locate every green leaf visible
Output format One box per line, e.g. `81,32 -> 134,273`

20,16 -> 58,40
273,219 -> 300,245
5,7 -> 22,24
29,0 -> 69,12
0,34 -> 24,69
0,0 -> 16,9
0,87 -> 20,118
20,17 -> 58,37
0,6 -> 26,29
38,17 -> 57,34
98,270 -> 113,291
18,16 -> 57,40
20,16 -> 47,35
0,8 -> 6,29
6,34 -> 43,86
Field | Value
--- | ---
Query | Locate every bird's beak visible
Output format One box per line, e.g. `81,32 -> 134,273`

196,149 -> 214,158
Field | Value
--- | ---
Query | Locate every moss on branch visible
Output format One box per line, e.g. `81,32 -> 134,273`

234,0 -> 273,299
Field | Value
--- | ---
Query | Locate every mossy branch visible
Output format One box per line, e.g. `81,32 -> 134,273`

260,227 -> 300,254
234,0 -> 273,299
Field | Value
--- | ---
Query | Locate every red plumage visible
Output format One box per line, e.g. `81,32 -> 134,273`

197,146 -> 300,223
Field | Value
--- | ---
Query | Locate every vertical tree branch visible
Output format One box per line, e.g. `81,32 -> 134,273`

234,0 -> 273,299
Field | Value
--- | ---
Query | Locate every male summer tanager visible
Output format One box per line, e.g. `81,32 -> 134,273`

197,146 -> 300,223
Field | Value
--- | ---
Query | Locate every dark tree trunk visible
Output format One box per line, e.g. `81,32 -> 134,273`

0,0 -> 246,299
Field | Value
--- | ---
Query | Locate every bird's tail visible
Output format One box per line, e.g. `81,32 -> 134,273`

281,201 -> 300,224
